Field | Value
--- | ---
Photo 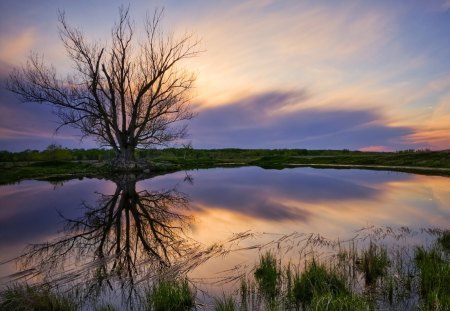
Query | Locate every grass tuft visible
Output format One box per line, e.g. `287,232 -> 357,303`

356,242 -> 389,285
311,293 -> 372,311
415,246 -> 450,309
146,278 -> 195,311
214,295 -> 236,311
0,283 -> 77,311
292,260 -> 348,307
438,230 -> 450,252
254,252 -> 280,301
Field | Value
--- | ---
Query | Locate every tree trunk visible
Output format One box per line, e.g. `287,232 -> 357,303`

113,145 -> 137,171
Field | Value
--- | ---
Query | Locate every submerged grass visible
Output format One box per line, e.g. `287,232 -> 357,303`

0,284 -> 77,311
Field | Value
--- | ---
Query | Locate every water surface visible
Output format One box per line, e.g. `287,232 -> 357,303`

1,167 -> 449,307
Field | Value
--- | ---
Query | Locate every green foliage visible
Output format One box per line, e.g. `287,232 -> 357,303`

438,230 -> 450,252
214,295 -> 236,311
356,242 -> 389,285
311,293 -> 372,311
254,252 -> 280,301
146,279 -> 195,311
0,284 -> 77,311
415,246 -> 450,309
292,260 -> 348,306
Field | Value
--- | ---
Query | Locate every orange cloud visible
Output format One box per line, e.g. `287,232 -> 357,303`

0,28 -> 35,65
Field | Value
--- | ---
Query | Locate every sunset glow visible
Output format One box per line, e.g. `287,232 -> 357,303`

1,0 -> 450,150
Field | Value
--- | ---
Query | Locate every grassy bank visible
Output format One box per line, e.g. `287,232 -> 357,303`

2,148 -> 450,184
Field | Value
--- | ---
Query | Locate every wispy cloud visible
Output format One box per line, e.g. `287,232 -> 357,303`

0,28 -> 35,65
190,91 -> 418,150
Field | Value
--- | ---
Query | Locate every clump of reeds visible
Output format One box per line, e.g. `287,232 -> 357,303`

311,292 -> 372,311
292,260 -> 349,307
356,241 -> 389,285
438,230 -> 450,252
0,283 -> 77,311
415,246 -> 450,310
214,295 -> 236,311
146,278 -> 195,311
254,252 -> 280,301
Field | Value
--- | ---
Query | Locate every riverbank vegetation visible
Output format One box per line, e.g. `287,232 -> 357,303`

2,147 -> 450,184
1,230 -> 449,310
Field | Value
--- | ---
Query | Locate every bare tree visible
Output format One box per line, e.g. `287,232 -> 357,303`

7,6 -> 199,169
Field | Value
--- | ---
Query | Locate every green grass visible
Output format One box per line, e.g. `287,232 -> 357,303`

292,260 -> 349,307
146,278 -> 195,311
311,293 -> 372,311
3,148 -> 450,184
356,242 -> 389,285
0,284 -> 77,311
254,252 -> 280,301
415,246 -> 450,310
438,230 -> 450,252
214,295 -> 236,311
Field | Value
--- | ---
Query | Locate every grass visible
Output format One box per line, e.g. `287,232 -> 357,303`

3,148 -> 450,184
214,295 -> 236,311
2,231 -> 449,310
146,278 -> 195,311
438,230 -> 450,252
415,246 -> 450,310
356,241 -> 389,285
292,260 -> 349,307
311,293 -> 372,311
0,284 -> 77,311
254,252 -> 280,301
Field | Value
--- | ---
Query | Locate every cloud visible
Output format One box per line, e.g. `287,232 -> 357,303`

0,28 -> 35,65
190,90 -> 418,150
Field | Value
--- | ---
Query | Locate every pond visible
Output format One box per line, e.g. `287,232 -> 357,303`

0,167 -> 449,310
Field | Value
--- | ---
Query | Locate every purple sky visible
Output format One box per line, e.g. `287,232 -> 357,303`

1,0 -> 450,151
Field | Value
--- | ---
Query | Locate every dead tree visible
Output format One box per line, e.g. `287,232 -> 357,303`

7,6 -> 199,169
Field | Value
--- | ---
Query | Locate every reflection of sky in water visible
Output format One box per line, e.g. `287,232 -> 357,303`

139,167 -> 450,245
1,167 -> 450,292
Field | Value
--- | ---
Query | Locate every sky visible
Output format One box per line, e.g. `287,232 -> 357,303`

1,0 -> 450,151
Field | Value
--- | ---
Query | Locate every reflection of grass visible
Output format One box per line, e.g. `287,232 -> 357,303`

146,278 -> 195,311
0,284 -> 77,311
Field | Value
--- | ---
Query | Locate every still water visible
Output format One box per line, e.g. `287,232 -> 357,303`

0,167 -> 449,307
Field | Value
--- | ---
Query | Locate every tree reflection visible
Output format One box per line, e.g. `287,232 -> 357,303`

17,174 -> 197,303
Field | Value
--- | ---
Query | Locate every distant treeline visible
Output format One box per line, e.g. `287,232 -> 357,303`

0,144 -> 434,162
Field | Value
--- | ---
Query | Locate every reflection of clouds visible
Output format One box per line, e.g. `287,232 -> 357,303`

0,179 -> 114,248
190,91 -> 415,150
144,167 -> 412,223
